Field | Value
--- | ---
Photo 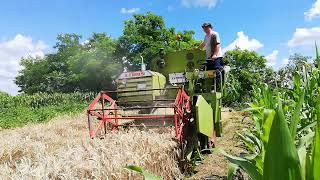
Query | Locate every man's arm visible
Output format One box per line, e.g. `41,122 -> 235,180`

211,43 -> 221,59
210,32 -> 221,59
199,41 -> 205,49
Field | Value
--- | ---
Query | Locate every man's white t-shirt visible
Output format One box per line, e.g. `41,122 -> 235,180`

204,31 -> 222,58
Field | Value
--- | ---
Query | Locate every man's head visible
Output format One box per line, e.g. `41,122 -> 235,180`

202,22 -> 212,35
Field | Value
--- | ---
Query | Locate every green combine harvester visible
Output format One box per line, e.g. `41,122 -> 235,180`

87,48 -> 228,158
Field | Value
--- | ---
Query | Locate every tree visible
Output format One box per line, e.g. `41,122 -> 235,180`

223,48 -> 272,105
15,56 -> 51,94
117,12 -> 200,69
16,33 -> 121,94
277,54 -> 312,88
68,33 -> 122,91
16,34 -> 83,93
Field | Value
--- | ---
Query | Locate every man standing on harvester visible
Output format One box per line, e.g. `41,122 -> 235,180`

199,22 -> 223,91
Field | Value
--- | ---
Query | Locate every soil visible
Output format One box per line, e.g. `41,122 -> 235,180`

187,108 -> 249,180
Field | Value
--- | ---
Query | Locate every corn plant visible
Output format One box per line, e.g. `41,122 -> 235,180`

125,165 -> 163,180
316,42 -> 319,69
0,92 -> 96,128
223,46 -> 320,180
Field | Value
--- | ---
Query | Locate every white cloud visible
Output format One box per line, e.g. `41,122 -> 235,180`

304,0 -> 320,20
223,31 -> 264,53
265,50 -> 279,62
283,58 -> 289,65
120,8 -> 140,14
181,0 -> 219,8
287,27 -> 320,47
0,34 -> 47,95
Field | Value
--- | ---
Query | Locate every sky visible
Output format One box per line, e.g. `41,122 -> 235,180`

0,0 -> 319,95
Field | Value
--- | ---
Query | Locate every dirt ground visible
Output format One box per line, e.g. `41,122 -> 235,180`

188,108 -> 248,180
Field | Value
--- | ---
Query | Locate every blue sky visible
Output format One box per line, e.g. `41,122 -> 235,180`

0,0 -> 320,95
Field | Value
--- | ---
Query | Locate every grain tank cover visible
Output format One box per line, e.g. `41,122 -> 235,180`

151,49 -> 206,78
116,70 -> 166,104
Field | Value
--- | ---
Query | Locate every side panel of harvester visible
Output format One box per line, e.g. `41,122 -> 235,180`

195,95 -> 214,137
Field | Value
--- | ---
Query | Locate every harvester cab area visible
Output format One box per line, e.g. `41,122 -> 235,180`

86,48 -> 228,158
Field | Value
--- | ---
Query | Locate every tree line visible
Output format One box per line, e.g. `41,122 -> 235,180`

15,12 -> 199,94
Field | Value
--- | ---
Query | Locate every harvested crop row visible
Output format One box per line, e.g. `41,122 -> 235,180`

0,114 -> 182,179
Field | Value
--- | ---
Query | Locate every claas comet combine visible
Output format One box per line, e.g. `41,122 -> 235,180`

87,48 -> 228,157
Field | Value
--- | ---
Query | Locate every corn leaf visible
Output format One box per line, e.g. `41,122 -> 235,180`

293,72 -> 302,94
298,132 -> 315,150
263,99 -> 302,180
236,132 -> 257,153
311,99 -> 320,180
237,131 -> 262,153
262,109 -> 275,147
221,150 -> 263,180
297,121 -> 316,135
316,42 -> 319,58
125,165 -> 163,180
227,163 -> 238,180
297,146 -> 307,180
305,152 -> 313,180
316,42 -> 319,68
290,91 -> 304,140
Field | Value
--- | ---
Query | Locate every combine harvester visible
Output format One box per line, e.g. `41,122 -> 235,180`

87,48 -> 228,158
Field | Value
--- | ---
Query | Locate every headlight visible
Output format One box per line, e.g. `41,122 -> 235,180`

157,59 -> 165,68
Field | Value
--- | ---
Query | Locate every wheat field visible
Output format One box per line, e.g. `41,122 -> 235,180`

0,114 -> 182,180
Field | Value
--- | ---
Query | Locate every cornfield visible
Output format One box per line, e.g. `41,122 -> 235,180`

0,92 -> 96,128
223,46 -> 320,180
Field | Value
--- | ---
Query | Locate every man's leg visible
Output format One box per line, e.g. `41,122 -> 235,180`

213,57 -> 223,92
206,60 -> 215,70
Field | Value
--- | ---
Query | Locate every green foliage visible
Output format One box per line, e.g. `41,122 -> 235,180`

263,99 -> 301,180
223,46 -> 320,180
223,73 -> 242,107
15,33 -> 121,94
290,92 -> 304,141
117,12 -> 200,67
223,47 -> 320,180
316,42 -> 320,70
227,163 -> 238,180
69,33 -> 122,91
311,100 -> 320,179
277,54 -> 311,89
222,150 -> 263,180
223,48 -> 273,106
0,92 -> 95,128
125,165 -> 163,180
